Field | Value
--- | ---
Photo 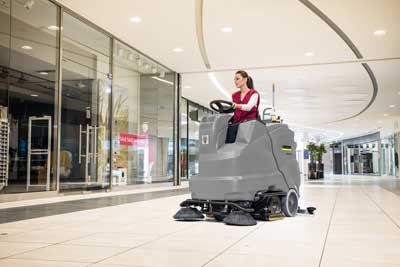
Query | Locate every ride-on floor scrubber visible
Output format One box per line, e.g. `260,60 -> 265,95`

174,100 -> 312,226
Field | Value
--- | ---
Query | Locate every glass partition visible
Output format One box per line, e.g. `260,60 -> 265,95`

0,0 -> 59,193
112,40 -> 174,186
59,12 -> 111,191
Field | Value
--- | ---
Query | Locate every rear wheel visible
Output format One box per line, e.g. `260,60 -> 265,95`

281,189 -> 298,217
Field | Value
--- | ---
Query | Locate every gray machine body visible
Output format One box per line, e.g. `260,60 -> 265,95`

189,114 -> 301,201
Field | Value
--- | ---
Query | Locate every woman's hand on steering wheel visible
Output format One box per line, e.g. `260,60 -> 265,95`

209,100 -> 235,114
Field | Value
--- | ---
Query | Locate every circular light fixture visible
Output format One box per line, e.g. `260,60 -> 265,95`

305,52 -> 314,57
221,26 -> 233,33
130,16 -> 142,23
47,25 -> 59,31
38,71 -> 48,75
21,45 -> 33,50
373,29 -> 386,36
173,47 -> 184,53
389,104 -> 395,108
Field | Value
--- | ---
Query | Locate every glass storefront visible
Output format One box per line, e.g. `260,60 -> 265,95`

343,142 -> 380,175
0,0 -> 59,193
60,12 -> 112,191
180,98 -> 213,179
111,40 -> 174,186
0,0 -> 177,195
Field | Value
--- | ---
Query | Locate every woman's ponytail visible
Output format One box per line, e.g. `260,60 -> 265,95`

247,76 -> 254,89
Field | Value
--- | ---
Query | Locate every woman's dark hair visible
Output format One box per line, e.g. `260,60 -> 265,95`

236,70 -> 254,89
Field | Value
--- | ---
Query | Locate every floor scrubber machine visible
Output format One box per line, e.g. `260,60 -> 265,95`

174,100 -> 312,226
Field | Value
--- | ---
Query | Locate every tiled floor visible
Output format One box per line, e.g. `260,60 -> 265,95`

0,175 -> 399,267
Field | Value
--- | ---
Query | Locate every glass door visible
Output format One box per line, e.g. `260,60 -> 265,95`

60,12 -> 111,191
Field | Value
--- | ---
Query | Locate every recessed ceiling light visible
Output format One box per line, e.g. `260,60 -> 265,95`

221,26 -> 233,33
130,16 -> 142,23
389,104 -> 395,108
305,52 -> 314,57
38,71 -> 48,75
373,29 -> 386,36
173,47 -> 184,53
47,25 -> 59,31
21,45 -> 33,50
30,94 -> 38,97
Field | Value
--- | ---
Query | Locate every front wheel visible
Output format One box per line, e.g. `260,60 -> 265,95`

281,189 -> 298,217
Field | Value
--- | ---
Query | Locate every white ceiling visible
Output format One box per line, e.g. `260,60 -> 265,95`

55,0 -> 400,142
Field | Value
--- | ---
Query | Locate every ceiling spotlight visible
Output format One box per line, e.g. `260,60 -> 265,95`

173,47 -> 184,53
21,45 -> 33,50
136,56 -> 142,66
151,66 -> 157,74
38,71 -> 48,75
18,74 -> 27,84
389,104 -> 395,108
305,52 -> 314,57
77,81 -> 86,88
118,48 -> 123,57
23,0 -> 34,10
0,69 -> 9,79
30,94 -> 38,97
130,16 -> 142,23
47,25 -> 59,31
221,26 -> 233,33
373,29 -> 386,36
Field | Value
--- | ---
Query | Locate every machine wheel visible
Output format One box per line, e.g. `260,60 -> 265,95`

281,189 -> 298,217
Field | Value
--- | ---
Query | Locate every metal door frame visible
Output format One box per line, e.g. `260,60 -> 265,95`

27,116 -> 52,191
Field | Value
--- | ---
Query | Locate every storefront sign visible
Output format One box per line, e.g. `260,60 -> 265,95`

119,132 -> 148,147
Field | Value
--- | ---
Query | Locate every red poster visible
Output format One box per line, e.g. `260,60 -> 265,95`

119,132 -> 148,147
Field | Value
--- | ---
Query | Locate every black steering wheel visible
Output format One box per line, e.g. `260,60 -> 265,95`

210,100 -> 235,114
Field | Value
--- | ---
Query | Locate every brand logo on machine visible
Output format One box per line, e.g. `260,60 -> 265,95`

201,135 -> 209,145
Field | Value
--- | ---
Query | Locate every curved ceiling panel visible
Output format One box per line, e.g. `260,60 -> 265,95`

182,62 -> 372,125
203,0 -> 355,70
309,0 -> 400,59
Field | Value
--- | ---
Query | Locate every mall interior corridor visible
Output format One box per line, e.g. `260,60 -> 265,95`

0,0 -> 399,266
0,175 -> 399,267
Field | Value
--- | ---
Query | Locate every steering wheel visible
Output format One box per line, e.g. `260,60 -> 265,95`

210,100 -> 235,114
